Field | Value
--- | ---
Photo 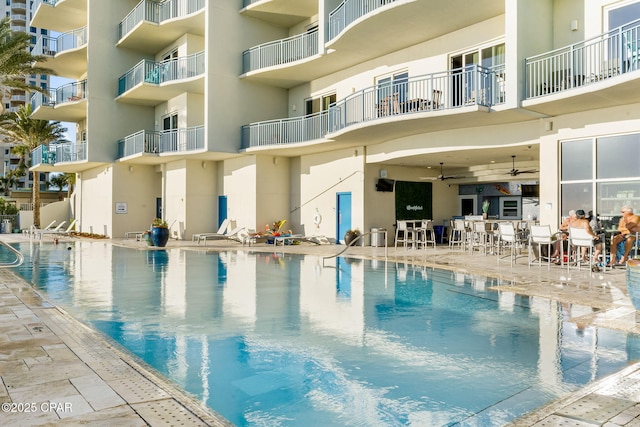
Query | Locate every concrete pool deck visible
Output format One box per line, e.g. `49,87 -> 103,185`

1,233 -> 640,426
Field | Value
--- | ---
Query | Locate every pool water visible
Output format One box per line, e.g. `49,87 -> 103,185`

8,241 -> 640,426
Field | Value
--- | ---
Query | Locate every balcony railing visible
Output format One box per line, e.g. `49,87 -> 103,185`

118,0 -> 205,40
242,29 -> 319,73
242,65 -> 504,149
31,142 -> 87,166
117,51 -> 205,95
117,125 -> 204,158
35,26 -> 87,56
329,0 -> 399,41
31,80 -> 87,109
525,19 -> 640,98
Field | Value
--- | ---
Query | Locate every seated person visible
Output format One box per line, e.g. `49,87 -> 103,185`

551,209 -> 577,261
571,209 -> 603,262
608,205 -> 640,266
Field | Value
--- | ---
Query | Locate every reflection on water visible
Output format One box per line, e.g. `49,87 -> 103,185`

7,241 -> 640,427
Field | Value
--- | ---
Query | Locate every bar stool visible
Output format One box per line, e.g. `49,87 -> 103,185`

395,220 -> 415,249
416,220 -> 436,249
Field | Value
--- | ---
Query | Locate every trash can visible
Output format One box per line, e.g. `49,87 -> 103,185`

1,219 -> 10,234
434,225 -> 444,244
371,228 -> 387,247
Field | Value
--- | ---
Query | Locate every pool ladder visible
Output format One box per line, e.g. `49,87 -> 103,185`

0,241 -> 24,267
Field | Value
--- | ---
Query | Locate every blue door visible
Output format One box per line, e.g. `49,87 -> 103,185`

218,195 -> 227,228
336,192 -> 352,244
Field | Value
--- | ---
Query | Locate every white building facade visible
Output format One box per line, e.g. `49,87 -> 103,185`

28,0 -> 640,240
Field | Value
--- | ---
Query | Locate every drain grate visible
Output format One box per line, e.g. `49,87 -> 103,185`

132,398 -> 208,426
108,376 -> 170,404
531,414 -> 599,426
555,393 -> 635,424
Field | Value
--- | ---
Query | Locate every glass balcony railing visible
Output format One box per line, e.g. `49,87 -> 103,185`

241,65 -> 505,149
117,126 -> 204,158
329,0 -> 399,41
118,0 -> 205,40
35,26 -> 87,56
242,29 -> 319,73
117,51 -> 204,95
525,19 -> 640,98
31,80 -> 87,109
31,142 -> 87,166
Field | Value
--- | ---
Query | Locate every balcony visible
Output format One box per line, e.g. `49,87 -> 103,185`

34,27 -> 87,79
31,141 -> 89,173
10,14 -> 26,22
242,29 -> 319,74
117,0 -> 205,54
31,0 -> 87,33
117,126 -> 205,164
327,0 -> 503,63
11,1 -> 27,12
242,65 -> 506,150
523,19 -> 640,116
240,0 -> 317,27
30,80 -> 87,122
117,51 -> 205,106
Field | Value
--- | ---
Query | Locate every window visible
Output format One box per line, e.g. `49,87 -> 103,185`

305,93 -> 336,115
451,43 -> 504,106
560,133 -> 640,220
608,1 -> 640,30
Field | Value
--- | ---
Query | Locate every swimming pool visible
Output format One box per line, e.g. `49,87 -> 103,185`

9,241 -> 640,426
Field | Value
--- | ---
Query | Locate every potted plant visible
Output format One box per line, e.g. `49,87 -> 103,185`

149,217 -> 169,247
344,228 -> 361,246
482,200 -> 490,219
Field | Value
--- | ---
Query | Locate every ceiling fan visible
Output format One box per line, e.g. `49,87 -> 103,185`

420,162 -> 466,181
507,155 -> 538,176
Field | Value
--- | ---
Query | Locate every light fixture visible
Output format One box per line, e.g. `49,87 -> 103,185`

128,166 -> 134,172
201,161 -> 207,169
292,104 -> 297,111
544,121 -> 553,131
570,19 -> 578,31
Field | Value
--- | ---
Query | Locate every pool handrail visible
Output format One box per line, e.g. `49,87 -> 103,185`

323,230 -> 387,262
0,241 -> 24,268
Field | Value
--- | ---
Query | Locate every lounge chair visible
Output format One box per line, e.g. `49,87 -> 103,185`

38,220 -> 77,240
198,224 -> 244,245
33,220 -> 67,240
193,218 -> 231,244
23,220 -> 57,238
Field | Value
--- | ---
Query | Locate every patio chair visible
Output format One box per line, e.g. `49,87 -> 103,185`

449,219 -> 467,250
497,222 -> 527,266
395,220 -> 415,249
567,227 -> 602,272
528,225 -> 558,270
416,220 -> 436,249
33,220 -> 66,240
194,218 -> 231,244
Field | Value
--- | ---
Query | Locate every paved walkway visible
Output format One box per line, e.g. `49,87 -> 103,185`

1,233 -> 640,426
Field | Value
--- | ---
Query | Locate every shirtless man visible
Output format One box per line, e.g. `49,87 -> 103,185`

608,205 -> 640,266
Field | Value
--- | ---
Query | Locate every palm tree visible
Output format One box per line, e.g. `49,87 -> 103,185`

0,104 -> 67,226
49,173 -> 67,201
64,172 -> 76,199
0,17 -> 51,112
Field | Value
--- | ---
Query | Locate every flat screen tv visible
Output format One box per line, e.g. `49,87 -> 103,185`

376,178 -> 395,192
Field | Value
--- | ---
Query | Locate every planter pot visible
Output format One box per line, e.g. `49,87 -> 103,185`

150,226 -> 169,248
143,233 -> 153,246
344,231 -> 360,246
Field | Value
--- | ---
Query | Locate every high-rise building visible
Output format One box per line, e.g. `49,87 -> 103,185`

0,0 -> 50,193
28,0 -> 640,240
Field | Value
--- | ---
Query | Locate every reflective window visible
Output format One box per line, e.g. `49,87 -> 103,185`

597,134 -> 640,179
561,182 -> 593,216
561,139 -> 592,180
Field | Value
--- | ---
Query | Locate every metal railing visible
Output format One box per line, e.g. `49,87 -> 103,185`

119,0 -> 205,40
118,51 -> 205,95
242,29 -> 319,73
242,111 -> 330,149
525,19 -> 640,98
34,26 -> 87,56
31,142 -> 87,166
117,125 -> 204,158
329,0 -> 399,41
241,65 -> 504,149
31,80 -> 87,110
0,242 -> 24,268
